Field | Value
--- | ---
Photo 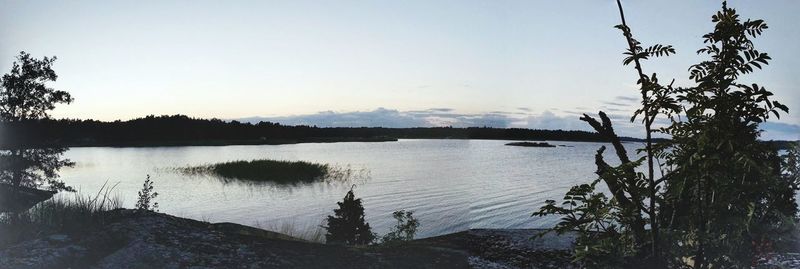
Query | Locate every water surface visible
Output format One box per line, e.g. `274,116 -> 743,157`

60,139 -> 638,238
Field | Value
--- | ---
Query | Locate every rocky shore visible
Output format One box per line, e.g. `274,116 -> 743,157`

0,209 -> 577,268
3,210 -> 798,268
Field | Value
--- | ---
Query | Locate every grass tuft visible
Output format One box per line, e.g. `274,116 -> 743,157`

0,182 -> 122,246
255,220 -> 326,243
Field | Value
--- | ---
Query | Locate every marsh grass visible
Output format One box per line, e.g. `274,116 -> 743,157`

177,159 -> 369,185
0,182 -> 122,246
255,220 -> 326,243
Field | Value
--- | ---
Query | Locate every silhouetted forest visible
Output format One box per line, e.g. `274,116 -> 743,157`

0,114 -> 654,149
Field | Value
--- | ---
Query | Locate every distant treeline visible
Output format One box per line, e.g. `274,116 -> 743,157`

0,114 -> 791,149
767,140 -> 799,151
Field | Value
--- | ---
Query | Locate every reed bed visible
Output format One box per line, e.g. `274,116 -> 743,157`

177,159 -> 369,185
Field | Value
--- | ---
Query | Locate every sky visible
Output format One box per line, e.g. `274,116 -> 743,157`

1,1 -> 798,139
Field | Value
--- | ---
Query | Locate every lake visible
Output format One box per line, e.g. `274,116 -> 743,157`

59,139 -> 639,238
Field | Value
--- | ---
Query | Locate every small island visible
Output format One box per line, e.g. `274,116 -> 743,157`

178,159 -> 330,184
505,142 -> 557,148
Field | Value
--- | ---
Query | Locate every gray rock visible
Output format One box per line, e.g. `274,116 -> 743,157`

0,209 -> 576,268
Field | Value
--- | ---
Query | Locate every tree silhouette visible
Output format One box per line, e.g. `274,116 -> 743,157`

534,1 -> 796,268
324,187 -> 375,245
0,114 -> 653,149
0,51 -> 74,193
659,2 -> 792,267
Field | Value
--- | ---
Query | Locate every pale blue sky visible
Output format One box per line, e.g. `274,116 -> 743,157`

1,1 -> 798,139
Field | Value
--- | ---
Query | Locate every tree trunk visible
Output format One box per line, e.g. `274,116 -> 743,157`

581,112 -> 648,252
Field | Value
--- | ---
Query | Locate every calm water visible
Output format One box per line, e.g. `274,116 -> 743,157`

59,139 -> 639,238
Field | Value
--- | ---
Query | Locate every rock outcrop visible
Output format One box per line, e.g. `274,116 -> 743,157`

0,209 -> 577,268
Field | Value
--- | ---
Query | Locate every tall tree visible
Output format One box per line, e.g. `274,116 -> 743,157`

534,2 -> 796,268
0,51 -> 74,192
660,2 -> 792,267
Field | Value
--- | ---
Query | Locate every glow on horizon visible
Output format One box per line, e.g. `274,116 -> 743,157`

1,1 -> 798,128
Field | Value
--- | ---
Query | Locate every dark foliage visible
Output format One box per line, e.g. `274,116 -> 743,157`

0,184 -> 120,247
135,175 -> 158,211
766,140 -> 799,151
505,142 -> 556,147
0,51 -> 74,192
0,114 -> 649,149
534,1 -> 797,268
0,52 -> 73,122
180,159 -> 329,184
381,210 -> 420,243
324,188 -> 375,246
658,3 -> 794,267
534,113 -> 648,267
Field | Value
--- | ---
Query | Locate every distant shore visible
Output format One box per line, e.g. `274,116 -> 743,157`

0,115 -> 643,149
59,136 -> 399,148
5,136 -> 796,150
2,115 -> 795,149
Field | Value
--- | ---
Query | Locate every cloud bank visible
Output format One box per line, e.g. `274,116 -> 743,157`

238,108 -> 641,137
238,107 -> 798,141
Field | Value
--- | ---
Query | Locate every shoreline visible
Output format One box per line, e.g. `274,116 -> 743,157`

0,209 -> 577,268
4,137 -> 646,150
3,209 -> 798,268
52,138 -> 794,151
7,137 -> 399,149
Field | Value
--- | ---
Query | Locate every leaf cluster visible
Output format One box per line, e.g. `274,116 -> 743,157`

534,1 -> 797,268
381,210 -> 420,244
534,177 -> 637,267
0,51 -> 73,122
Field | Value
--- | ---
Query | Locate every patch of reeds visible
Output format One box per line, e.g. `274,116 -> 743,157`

0,182 -> 122,246
177,159 -> 369,185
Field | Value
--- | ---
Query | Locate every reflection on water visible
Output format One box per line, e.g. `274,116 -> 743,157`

58,139 -> 640,238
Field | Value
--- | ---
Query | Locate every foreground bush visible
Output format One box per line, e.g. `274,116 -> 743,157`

381,210 -> 420,244
135,175 -> 159,211
324,188 -> 375,245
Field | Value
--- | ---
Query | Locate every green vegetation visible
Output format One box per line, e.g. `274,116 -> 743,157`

179,159 -> 331,184
381,210 -> 420,244
135,175 -> 159,211
505,142 -> 556,148
534,1 -> 798,268
0,51 -> 74,193
0,183 -> 121,247
0,115 -> 649,150
324,188 -> 376,246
